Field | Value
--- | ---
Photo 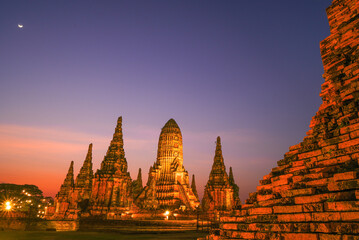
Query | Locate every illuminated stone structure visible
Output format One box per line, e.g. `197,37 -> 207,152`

53,161 -> 74,218
136,119 -> 200,210
132,168 -> 143,198
207,0 -> 359,239
72,143 -> 93,214
228,167 -> 239,205
191,175 -> 199,199
52,144 -> 94,219
90,117 -> 133,217
202,137 -> 240,213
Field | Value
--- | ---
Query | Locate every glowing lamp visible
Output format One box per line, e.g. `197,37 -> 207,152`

164,210 -> 170,220
5,201 -> 12,211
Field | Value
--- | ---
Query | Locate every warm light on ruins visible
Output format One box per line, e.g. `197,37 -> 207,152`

164,210 -> 170,220
4,201 -> 12,211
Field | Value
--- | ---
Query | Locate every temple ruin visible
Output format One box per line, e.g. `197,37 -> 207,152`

135,118 -> 200,210
202,137 -> 240,214
206,0 -> 359,239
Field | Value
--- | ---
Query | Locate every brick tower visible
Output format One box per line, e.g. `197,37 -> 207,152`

136,119 -> 199,210
90,117 -> 133,218
207,0 -> 359,239
202,137 -> 240,213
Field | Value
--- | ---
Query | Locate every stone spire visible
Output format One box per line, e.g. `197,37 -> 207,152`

228,167 -> 239,200
100,116 -> 128,174
52,161 -> 75,219
75,143 -> 93,188
191,174 -> 198,199
208,136 -> 229,185
132,168 -> 143,197
136,168 -> 143,188
62,161 -> 74,188
57,161 -> 74,196
135,118 -> 199,210
90,117 -> 133,215
156,118 -> 184,174
202,137 -> 237,212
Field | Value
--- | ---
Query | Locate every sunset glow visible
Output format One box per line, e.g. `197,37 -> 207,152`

0,1 -> 331,202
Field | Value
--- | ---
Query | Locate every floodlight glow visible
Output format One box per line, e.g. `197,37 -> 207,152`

5,201 -> 12,211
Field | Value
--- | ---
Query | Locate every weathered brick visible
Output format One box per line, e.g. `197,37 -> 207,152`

341,122 -> 359,134
312,212 -> 341,222
256,198 -> 283,207
230,231 -> 255,239
303,203 -> 324,212
271,177 -> 289,187
281,188 -> 316,198
342,235 -> 359,240
282,233 -> 319,240
333,171 -> 358,181
257,194 -> 275,202
277,213 -> 312,222
271,223 -> 292,232
310,223 -> 332,233
298,150 -> 323,160
318,155 -> 352,167
220,216 -> 237,222
272,184 -> 291,194
241,204 -> 254,209
338,138 -> 359,149
295,192 -> 355,204
328,179 -> 359,191
273,205 -> 303,214
248,207 -> 272,215
290,143 -> 302,151
290,166 -> 307,173
318,233 -> 342,240
349,130 -> 359,139
325,201 -> 359,211
222,223 -> 238,230
340,212 -> 359,221
305,178 -> 329,187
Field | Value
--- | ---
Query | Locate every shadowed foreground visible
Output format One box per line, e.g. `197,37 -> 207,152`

0,231 -> 207,240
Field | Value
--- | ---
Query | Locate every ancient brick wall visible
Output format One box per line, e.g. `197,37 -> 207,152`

207,0 -> 359,239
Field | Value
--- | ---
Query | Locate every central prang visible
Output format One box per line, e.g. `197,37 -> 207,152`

135,118 -> 200,210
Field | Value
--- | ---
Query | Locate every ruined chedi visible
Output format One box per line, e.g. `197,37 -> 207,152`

53,161 -> 74,218
132,168 -> 143,198
90,117 -> 133,217
207,0 -> 359,239
136,119 -> 200,210
72,143 -> 94,216
52,143 -> 93,219
191,174 -> 199,199
202,137 -> 240,213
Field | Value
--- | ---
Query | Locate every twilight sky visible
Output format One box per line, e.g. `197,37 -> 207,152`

0,0 -> 332,201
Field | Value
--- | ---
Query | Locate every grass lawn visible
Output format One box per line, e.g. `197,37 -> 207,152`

0,231 -> 208,240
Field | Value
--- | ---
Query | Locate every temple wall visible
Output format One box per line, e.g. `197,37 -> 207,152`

205,0 -> 359,239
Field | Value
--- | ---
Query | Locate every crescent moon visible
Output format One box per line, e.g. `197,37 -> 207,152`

18,24 -> 23,28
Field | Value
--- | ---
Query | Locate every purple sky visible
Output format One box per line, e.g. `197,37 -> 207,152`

0,0 -> 332,201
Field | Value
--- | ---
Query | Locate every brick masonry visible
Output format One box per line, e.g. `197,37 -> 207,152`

205,0 -> 359,239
